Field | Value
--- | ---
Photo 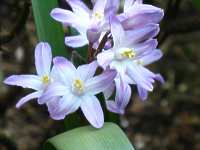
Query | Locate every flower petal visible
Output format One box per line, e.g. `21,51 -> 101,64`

110,15 -> 125,47
81,95 -> 104,128
16,91 -> 42,108
4,75 -> 42,90
107,77 -> 131,114
106,0 -> 120,13
115,77 -> 131,109
122,4 -> 164,30
35,42 -> 52,76
39,82 -> 68,104
97,49 -> 114,70
127,64 -> 154,91
140,49 -> 163,66
93,0 -> 107,13
51,8 -> 78,25
155,74 -> 165,84
85,70 -> 116,95
137,85 -> 148,101
48,94 -> 81,120
77,61 -> 98,81
53,57 -> 77,84
134,39 -> 158,56
65,35 -> 88,48
106,101 -> 125,114
125,24 -> 159,46
103,81 -> 115,99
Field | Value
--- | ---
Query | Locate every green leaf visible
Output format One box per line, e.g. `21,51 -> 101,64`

193,0 -> 200,10
44,122 -> 135,150
31,0 -> 69,57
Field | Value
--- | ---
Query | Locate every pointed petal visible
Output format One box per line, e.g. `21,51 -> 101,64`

4,75 -> 42,90
81,95 -> 104,128
48,94 -> 81,120
53,57 -> 77,84
16,91 -> 42,108
106,0 -> 120,13
125,24 -> 159,45
77,61 -> 98,81
110,15 -> 125,47
137,85 -> 148,101
103,81 -> 115,99
65,35 -> 88,48
122,4 -> 164,30
35,42 -> 52,76
97,50 -> 114,70
155,74 -> 165,84
107,76 -> 132,114
134,39 -> 158,56
127,64 -> 153,91
85,70 -> 116,95
51,8 -> 77,25
93,0 -> 107,13
39,82 -> 68,104
140,49 -> 163,66
115,77 -> 131,109
106,100 -> 124,114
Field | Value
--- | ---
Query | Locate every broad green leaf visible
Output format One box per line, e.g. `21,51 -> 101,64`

31,0 -> 69,57
44,122 -> 135,150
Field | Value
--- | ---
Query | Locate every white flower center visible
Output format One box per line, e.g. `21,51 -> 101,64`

72,79 -> 85,95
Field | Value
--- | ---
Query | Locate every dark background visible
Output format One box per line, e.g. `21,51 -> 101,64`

0,0 -> 200,149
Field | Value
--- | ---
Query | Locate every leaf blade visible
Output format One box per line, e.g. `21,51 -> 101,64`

44,122 -> 135,150
31,0 -> 69,57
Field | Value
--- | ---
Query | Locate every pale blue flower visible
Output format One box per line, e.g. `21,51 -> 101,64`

97,15 -> 164,102
51,0 -> 110,47
40,57 -> 116,128
4,42 -> 58,108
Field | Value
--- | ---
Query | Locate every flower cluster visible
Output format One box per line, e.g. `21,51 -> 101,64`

4,0 -> 164,128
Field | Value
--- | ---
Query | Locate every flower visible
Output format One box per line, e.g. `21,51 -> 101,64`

51,0 -> 111,47
118,0 -> 164,30
106,76 -> 131,114
3,42 -> 58,108
97,15 -> 164,101
40,57 -> 116,128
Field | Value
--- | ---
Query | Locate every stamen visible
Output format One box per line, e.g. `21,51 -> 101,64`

42,75 -> 50,84
121,49 -> 135,59
93,11 -> 104,20
73,79 -> 84,95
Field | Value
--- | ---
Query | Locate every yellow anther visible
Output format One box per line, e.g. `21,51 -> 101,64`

121,49 -> 135,59
42,75 -> 50,84
93,11 -> 104,20
73,79 -> 84,93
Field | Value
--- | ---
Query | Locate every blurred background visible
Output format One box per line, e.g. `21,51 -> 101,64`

0,0 -> 200,149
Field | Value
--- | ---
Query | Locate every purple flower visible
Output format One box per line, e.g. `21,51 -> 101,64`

118,0 -> 164,30
51,0 -> 110,47
3,42 -> 58,108
97,15 -> 164,101
106,76 -> 131,114
40,57 -> 116,128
